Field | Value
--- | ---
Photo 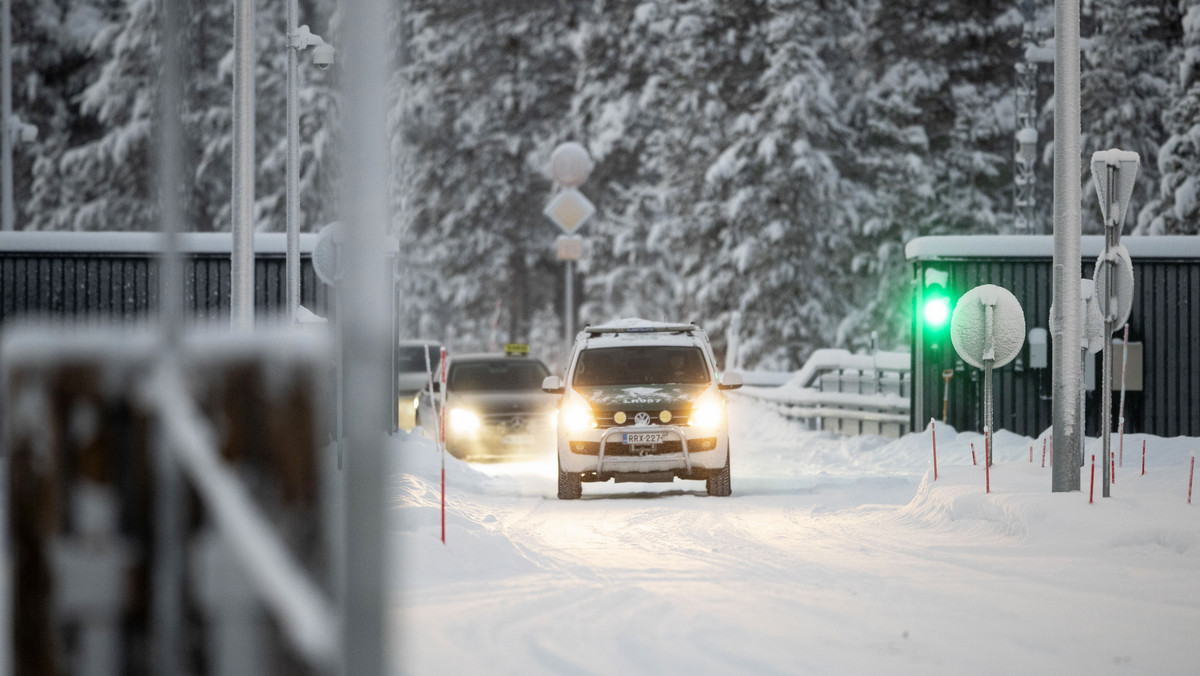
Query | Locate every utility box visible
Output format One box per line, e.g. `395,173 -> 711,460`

908,235 -> 1200,438
1112,341 -> 1143,392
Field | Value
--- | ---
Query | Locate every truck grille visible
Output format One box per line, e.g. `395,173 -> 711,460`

594,409 -> 690,428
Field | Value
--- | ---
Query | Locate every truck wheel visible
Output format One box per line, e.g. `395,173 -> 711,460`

558,459 -> 582,500
706,447 -> 731,497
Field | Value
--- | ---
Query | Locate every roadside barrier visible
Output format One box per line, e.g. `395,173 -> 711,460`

733,349 -> 910,438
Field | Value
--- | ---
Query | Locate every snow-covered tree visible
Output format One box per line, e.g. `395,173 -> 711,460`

1081,0 -> 1174,233
1140,0 -> 1200,235
394,0 -> 579,349
26,0 -> 337,233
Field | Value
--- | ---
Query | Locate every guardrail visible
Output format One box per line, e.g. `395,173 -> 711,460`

733,349 -> 911,438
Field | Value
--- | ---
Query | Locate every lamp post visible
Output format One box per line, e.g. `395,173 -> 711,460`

232,0 -> 256,330
1,0 -> 12,232
1014,3 -> 1053,234
1,0 -> 34,232
286,10 -> 334,319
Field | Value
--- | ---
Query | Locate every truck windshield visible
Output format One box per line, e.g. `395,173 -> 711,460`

572,346 -> 709,387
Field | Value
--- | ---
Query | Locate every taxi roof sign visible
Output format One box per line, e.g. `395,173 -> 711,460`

504,343 -> 530,357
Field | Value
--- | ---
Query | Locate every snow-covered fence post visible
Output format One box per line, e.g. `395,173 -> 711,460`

192,529 -> 266,675
2,326 -> 337,674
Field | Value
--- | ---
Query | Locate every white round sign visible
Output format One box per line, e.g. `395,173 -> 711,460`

1092,244 -> 1134,330
950,284 -> 1026,369
313,221 -> 346,286
549,142 -> 593,188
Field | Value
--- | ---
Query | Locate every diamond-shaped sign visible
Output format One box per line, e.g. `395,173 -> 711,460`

1091,149 -> 1140,234
544,189 -> 595,234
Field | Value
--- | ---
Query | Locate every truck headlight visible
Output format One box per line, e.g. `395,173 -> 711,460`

449,408 -> 481,435
688,393 -> 723,429
562,401 -> 596,432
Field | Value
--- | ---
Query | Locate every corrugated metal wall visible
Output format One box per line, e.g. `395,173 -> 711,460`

0,252 -> 330,325
912,255 -> 1200,439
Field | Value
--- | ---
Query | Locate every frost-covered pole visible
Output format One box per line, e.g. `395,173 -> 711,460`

1,0 -> 13,232
1051,0 -> 1083,492
286,0 -> 301,319
152,2 -> 186,671
340,0 -> 391,672
231,0 -> 256,330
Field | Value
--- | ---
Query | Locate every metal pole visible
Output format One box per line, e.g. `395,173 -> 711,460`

341,0 -> 390,672
152,4 -> 187,671
286,0 -> 301,319
1101,166 -> 1117,497
1052,0 -> 1083,492
1,0 -> 13,232
565,259 -> 573,350
984,363 -> 994,465
231,0 -> 256,330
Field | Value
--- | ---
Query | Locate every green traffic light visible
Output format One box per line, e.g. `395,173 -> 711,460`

924,296 -> 950,328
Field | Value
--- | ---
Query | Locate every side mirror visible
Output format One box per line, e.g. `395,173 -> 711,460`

541,375 -> 564,394
718,371 -> 743,391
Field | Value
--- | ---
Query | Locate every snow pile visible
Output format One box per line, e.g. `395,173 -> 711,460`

388,433 -> 543,588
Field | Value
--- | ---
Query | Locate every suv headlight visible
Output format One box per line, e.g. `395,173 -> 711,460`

449,408 -> 481,435
688,391 -> 724,429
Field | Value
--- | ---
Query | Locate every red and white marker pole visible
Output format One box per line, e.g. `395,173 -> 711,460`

1189,455 -> 1195,506
440,346 -> 447,544
930,419 -> 938,481
1042,438 -> 1047,468
1090,454 -> 1096,504
1141,439 -> 1146,476
971,442 -> 977,466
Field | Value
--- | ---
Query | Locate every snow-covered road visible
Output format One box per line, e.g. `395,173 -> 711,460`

389,400 -> 1200,675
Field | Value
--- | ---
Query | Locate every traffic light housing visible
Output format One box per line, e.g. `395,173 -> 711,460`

921,268 -> 953,342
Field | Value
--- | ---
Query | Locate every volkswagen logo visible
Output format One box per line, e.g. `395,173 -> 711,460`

634,412 -> 651,426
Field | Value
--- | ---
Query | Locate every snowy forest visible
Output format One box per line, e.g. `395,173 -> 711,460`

9,0 -> 1200,368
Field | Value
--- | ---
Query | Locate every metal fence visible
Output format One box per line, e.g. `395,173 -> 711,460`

735,349 -> 912,439
0,232 -> 329,326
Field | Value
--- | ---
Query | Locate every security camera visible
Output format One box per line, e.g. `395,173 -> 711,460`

312,43 -> 335,70
8,116 -> 38,144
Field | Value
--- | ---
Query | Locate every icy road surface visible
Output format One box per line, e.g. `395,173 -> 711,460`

389,400 -> 1200,675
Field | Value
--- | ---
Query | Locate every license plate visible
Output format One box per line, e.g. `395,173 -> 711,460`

501,434 -> 534,445
623,432 -> 663,445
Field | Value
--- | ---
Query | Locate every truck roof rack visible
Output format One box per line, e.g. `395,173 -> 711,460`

584,322 -> 698,336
